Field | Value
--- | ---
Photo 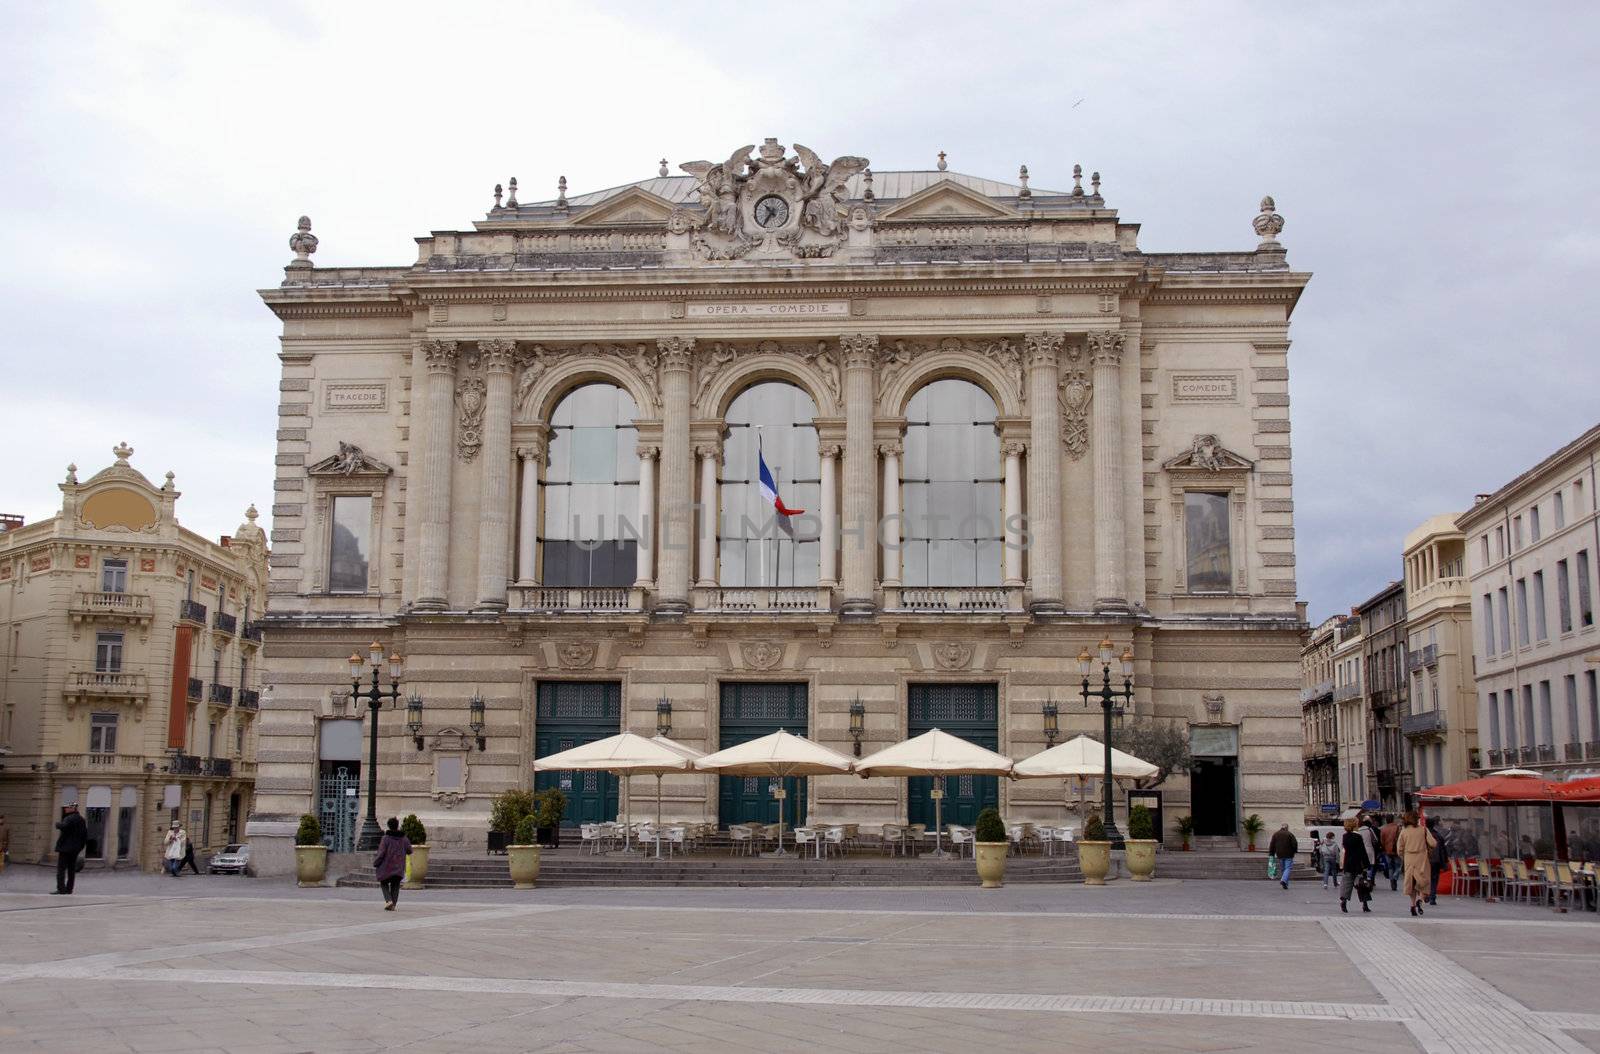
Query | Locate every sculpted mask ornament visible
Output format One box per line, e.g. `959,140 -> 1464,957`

557,641 -> 598,669
680,138 -> 868,262
741,640 -> 785,670
932,641 -> 974,671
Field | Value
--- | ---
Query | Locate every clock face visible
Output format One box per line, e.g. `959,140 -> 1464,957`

753,195 -> 790,229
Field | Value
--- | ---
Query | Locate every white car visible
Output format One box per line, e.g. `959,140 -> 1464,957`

207,844 -> 250,875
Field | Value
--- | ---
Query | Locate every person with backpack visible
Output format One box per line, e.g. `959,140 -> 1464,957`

372,816 -> 412,911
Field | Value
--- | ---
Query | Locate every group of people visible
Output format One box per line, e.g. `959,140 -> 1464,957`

162,820 -> 202,877
1305,812 -> 1445,915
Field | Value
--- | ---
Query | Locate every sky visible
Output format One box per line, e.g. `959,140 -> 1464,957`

2,1 -> 1597,622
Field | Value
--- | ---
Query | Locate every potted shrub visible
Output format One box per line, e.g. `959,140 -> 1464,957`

1124,804 -> 1158,881
400,814 -> 428,889
1078,813 -> 1111,885
1242,813 -> 1265,852
534,788 -> 567,848
294,814 -> 327,887
1176,814 -> 1194,851
489,789 -> 535,855
972,807 -> 1008,889
508,815 -> 540,889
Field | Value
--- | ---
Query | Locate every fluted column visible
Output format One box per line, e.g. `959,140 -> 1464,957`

475,340 -> 517,608
819,443 -> 840,587
1025,332 -> 1065,612
1089,329 -> 1128,611
416,340 -> 459,608
656,338 -> 694,612
1002,440 -> 1026,587
879,440 -> 903,586
515,437 -> 544,584
839,335 -> 879,615
635,444 -> 658,588
695,443 -> 720,587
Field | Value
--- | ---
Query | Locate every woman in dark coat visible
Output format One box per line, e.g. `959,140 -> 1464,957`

372,817 -> 412,911
1339,817 -> 1373,914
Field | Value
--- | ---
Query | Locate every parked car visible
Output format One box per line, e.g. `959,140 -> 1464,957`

207,844 -> 251,875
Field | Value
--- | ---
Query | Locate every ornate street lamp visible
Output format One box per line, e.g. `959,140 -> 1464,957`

1079,638 -> 1135,847
469,691 -> 486,751
849,696 -> 865,756
406,692 -> 424,751
350,642 -> 403,851
1042,697 -> 1060,747
656,694 -> 673,737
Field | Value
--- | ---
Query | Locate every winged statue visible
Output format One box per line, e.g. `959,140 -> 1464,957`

791,144 -> 869,237
679,145 -> 754,236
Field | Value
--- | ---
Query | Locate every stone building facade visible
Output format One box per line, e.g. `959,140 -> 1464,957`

1333,615 -> 1366,805
1300,614 -> 1347,819
1400,514 -> 1479,788
1358,581 -> 1411,812
249,141 -> 1310,868
0,446 -> 267,871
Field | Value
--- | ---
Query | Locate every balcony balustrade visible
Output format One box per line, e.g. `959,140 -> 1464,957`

213,611 -> 237,635
1333,683 -> 1360,702
1563,742 -> 1583,762
1520,746 -> 1535,765
884,585 -> 1021,613
694,586 -> 832,613
54,753 -> 148,777
169,753 -> 203,775
1406,644 -> 1439,673
1401,709 -> 1446,737
241,622 -> 263,645
208,683 -> 233,707
179,600 -> 208,626
187,677 -> 203,703
63,670 -> 149,707
238,688 -> 260,711
510,586 -> 640,612
1588,741 -> 1600,760
1486,748 -> 1504,768
1537,744 -> 1556,763
69,590 -> 154,628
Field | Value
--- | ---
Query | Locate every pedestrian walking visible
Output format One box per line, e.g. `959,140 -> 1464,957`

1358,816 -> 1381,887
1268,823 -> 1299,889
1339,818 -> 1373,913
181,837 -> 202,875
1396,811 -> 1437,916
163,821 -> 188,877
0,812 -> 10,876
1380,814 -> 1401,891
1426,817 -> 1447,906
1321,831 -> 1340,889
372,817 -> 412,911
53,802 -> 88,895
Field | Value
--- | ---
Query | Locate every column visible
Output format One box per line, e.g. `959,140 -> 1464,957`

475,340 -> 517,608
1024,332 -> 1064,612
634,445 -> 657,588
515,439 -> 543,584
655,338 -> 694,612
695,443 -> 720,588
1002,440 -> 1025,587
818,443 -> 839,586
839,335 -> 879,614
416,340 -> 458,608
879,440 -> 902,586
1089,329 -> 1128,610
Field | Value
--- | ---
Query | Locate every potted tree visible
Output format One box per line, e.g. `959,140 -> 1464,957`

1078,813 -> 1111,885
400,814 -> 428,889
1176,814 -> 1194,851
1124,803 -> 1158,881
509,815 -> 540,889
1242,813 -> 1265,852
973,807 -> 1008,889
294,814 -> 327,887
488,789 -> 534,855
534,788 -> 567,849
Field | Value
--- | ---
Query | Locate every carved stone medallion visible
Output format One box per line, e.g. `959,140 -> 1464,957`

932,641 -> 974,670
556,641 -> 598,669
741,640 -> 785,670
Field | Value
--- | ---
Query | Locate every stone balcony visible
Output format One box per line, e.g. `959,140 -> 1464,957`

1401,708 -> 1446,737
882,585 -> 1023,614
692,586 -> 832,613
509,586 -> 644,613
63,670 -> 149,709
54,752 -> 149,778
68,591 -> 154,630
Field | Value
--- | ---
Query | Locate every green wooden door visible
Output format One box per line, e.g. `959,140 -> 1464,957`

717,682 -> 808,829
533,681 -> 621,825
907,683 -> 1000,828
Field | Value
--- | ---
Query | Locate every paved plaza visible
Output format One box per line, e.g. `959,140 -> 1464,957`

1,867 -> 1597,1053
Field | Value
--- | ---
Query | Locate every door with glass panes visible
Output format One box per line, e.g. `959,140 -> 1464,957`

717,682 -> 808,829
906,683 -> 1000,828
533,681 -> 621,825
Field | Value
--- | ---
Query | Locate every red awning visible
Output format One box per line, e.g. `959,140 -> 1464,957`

1416,774 -> 1565,803
1550,776 -> 1600,802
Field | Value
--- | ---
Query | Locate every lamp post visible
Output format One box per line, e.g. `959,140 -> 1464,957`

656,694 -> 673,737
470,691 -> 486,751
1042,697 -> 1060,747
406,692 -> 424,751
849,696 -> 865,756
349,642 -> 403,852
1078,638 -> 1135,847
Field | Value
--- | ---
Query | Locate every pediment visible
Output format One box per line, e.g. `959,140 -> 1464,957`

1163,434 -> 1254,473
308,442 -> 392,478
572,187 -> 677,227
878,180 -> 1020,221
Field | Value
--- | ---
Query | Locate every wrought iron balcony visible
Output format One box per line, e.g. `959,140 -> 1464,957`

1300,680 -> 1335,704
1301,739 -> 1339,760
1401,709 -> 1446,737
69,590 -> 154,628
186,677 -> 203,703
179,599 -> 207,626
241,621 -> 263,645
1486,748 -> 1504,768
208,683 -> 233,707
1588,741 -> 1600,761
1520,746 -> 1535,765
1564,742 -> 1583,762
238,688 -> 260,711
169,753 -> 203,775
1537,744 -> 1556,763
213,611 -> 237,635
1333,683 -> 1360,702
1405,644 -> 1439,673
203,756 -> 233,778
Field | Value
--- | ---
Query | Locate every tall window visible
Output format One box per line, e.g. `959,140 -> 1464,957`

1185,492 -> 1233,593
1480,535 -> 1490,567
101,559 -> 127,593
328,495 -> 372,593
1579,550 -> 1594,627
542,383 -> 640,587
1497,587 -> 1511,652
901,379 -> 1002,587
1513,516 -> 1523,549
94,632 -> 122,673
1501,691 -> 1516,750
1555,490 -> 1567,529
1487,692 -> 1501,749
89,713 -> 118,754
1558,560 -> 1573,634
1566,675 -> 1580,746
1515,579 -> 1530,647
1533,571 -> 1548,641
719,382 -> 820,586
1482,594 -> 1496,655
1588,671 -> 1599,744
1522,685 -> 1536,749
1538,681 -> 1553,746
1530,506 -> 1542,542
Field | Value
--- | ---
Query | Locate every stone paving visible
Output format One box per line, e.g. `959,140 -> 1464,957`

0,865 -> 1596,1052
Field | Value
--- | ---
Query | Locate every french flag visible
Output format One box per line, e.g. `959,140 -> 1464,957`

758,447 -> 805,519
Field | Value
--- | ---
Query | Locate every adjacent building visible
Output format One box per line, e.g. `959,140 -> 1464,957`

1401,514 -> 1479,788
1332,614 -> 1366,804
1358,581 -> 1411,812
1458,424 -> 1600,778
1300,613 -> 1349,819
0,446 -> 267,871
250,140 -> 1311,869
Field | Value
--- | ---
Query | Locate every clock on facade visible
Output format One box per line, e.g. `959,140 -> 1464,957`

753,195 -> 790,229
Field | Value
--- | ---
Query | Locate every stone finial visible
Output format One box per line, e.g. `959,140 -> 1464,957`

1072,164 -> 1084,196
863,168 -> 874,201
246,503 -> 258,523
1253,195 -> 1285,246
506,177 -> 518,208
113,442 -> 133,465
162,471 -> 175,492
659,158 -> 669,177
1091,171 -> 1101,197
556,175 -> 568,207
65,463 -> 78,484
288,216 -> 318,264
1018,165 -> 1031,198
936,150 -> 947,172
493,183 -> 503,209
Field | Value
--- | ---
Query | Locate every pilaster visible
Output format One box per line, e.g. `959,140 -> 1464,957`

415,340 -> 458,609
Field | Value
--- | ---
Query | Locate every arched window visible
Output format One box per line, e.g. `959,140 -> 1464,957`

902,378 -> 1002,586
542,383 -> 639,587
719,382 -> 820,586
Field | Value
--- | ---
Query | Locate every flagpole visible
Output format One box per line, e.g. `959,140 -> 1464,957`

758,428 -> 766,590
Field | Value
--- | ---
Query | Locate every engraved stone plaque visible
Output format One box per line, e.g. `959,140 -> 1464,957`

1171,373 -> 1238,404
324,382 -> 389,412
686,301 -> 850,319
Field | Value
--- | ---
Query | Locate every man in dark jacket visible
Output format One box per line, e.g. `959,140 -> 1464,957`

53,802 -> 88,895
1268,823 -> 1299,889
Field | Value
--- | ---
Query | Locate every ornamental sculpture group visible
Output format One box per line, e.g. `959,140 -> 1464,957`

676,139 -> 869,260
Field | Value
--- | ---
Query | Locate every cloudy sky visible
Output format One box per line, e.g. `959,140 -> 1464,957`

3,2 -> 1596,621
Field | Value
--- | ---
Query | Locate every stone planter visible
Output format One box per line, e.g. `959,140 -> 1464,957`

508,844 -> 541,890
403,844 -> 429,889
294,845 -> 327,887
1078,840 -> 1111,885
1124,839 -> 1158,881
974,841 -> 1007,889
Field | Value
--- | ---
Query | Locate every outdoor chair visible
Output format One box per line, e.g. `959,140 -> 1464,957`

665,826 -> 687,856
729,824 -> 755,856
906,824 -> 927,856
881,823 -> 904,856
823,825 -> 847,858
579,823 -> 605,856
947,825 -> 973,858
1550,862 -> 1583,911
1502,860 -> 1538,903
1475,859 -> 1505,900
1448,857 -> 1473,897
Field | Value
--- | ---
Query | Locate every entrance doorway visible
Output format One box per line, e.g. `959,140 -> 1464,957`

907,683 -> 999,828
1190,756 -> 1238,837
717,682 -> 808,828
533,681 -> 621,825
317,762 -> 361,852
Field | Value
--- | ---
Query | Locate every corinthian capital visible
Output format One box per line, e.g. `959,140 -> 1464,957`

839,333 -> 879,369
876,440 -> 903,458
478,339 -> 517,373
421,340 -> 460,374
657,336 -> 696,372
1023,332 -> 1065,369
1087,330 -> 1126,366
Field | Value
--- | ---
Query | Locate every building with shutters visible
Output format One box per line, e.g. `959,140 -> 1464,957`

249,140 -> 1311,869
0,445 -> 267,872
1400,514 -> 1480,789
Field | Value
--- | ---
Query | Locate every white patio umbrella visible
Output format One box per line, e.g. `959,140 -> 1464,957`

533,732 -> 702,853
1488,768 -> 1542,778
693,730 -> 855,856
853,728 -> 1014,858
1012,734 -> 1159,821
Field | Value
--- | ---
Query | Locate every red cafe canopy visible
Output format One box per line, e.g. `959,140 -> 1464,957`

1416,774 -> 1566,803
1550,776 -> 1600,802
